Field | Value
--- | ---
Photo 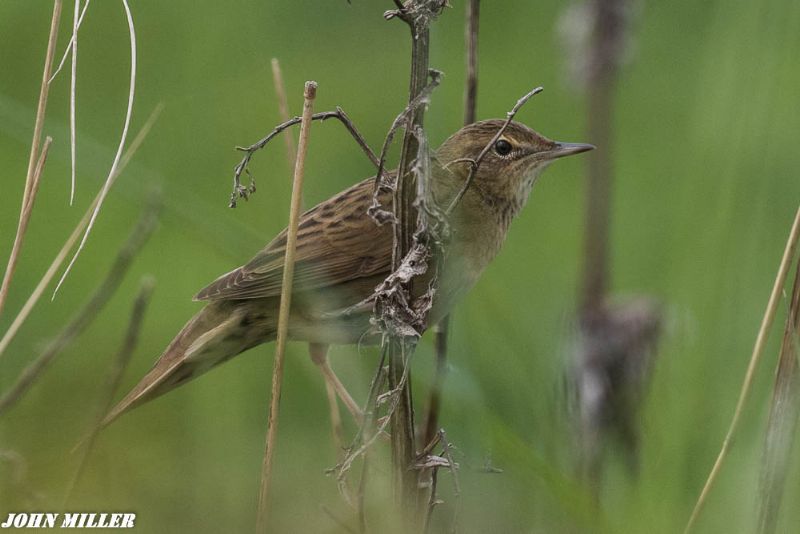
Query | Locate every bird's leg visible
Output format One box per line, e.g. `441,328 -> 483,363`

309,343 -> 363,427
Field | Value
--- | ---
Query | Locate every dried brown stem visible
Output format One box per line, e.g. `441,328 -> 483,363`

463,0 -> 479,126
0,0 -> 62,318
389,2 -> 434,520
685,204 -> 800,533
0,104 -> 164,361
581,0 -> 624,314
270,58 -> 297,167
255,81 -> 317,533
757,257 -> 800,533
0,199 -> 160,416
62,276 -> 156,506
0,137 -> 53,319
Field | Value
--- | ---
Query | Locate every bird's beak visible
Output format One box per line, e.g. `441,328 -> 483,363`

545,141 -> 595,160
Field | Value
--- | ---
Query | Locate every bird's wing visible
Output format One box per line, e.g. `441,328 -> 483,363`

194,178 -> 392,301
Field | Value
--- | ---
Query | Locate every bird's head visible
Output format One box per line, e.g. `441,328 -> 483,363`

435,119 -> 594,211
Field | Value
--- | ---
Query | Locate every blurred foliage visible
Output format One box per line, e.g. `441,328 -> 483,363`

0,1 -> 799,532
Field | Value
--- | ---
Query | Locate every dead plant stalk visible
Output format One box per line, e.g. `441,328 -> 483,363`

0,0 -> 62,318
255,80 -> 317,534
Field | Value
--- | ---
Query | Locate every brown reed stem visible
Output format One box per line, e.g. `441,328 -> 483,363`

684,204 -> 800,533
756,256 -> 800,533
255,81 -> 317,534
0,0 -> 62,318
270,58 -> 297,167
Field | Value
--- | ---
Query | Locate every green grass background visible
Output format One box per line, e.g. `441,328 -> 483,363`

1,1 -> 799,532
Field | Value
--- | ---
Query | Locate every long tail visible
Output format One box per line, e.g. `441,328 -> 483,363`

102,303 -> 273,426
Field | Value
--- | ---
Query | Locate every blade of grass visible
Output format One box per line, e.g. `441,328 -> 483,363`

685,204 -> 800,533
756,257 -> 800,534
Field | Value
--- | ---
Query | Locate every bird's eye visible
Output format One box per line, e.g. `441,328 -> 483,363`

494,139 -> 513,156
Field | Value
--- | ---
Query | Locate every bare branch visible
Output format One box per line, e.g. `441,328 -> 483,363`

367,69 -> 443,226
230,108 -> 379,207
0,199 -> 160,416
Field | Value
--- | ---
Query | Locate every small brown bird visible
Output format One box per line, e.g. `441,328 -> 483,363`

104,119 -> 593,425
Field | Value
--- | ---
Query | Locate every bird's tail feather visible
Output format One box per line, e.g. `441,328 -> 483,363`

102,304 -> 271,427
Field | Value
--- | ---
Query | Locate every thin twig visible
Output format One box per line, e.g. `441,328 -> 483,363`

756,257 -> 800,534
0,137 -> 53,320
463,0 -> 479,126
381,1 -> 447,523
0,199 -> 160,416
0,0 -> 62,318
54,0 -> 137,298
445,86 -> 543,214
69,0 -> 79,204
270,58 -> 297,167
62,276 -> 156,507
439,430 -> 462,533
230,108 -> 378,207
255,81 -> 317,533
0,104 -> 163,361
684,204 -> 800,533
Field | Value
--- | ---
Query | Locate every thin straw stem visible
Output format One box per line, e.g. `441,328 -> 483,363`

684,204 -> 800,533
0,0 -> 62,318
255,81 -> 317,533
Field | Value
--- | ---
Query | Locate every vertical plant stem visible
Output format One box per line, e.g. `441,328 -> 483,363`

0,0 -> 62,318
463,0 -> 479,126
757,257 -> 800,534
270,58 -> 297,167
69,0 -> 79,204
389,14 -> 432,521
684,204 -> 800,534
581,0 -> 622,315
255,81 -> 317,534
